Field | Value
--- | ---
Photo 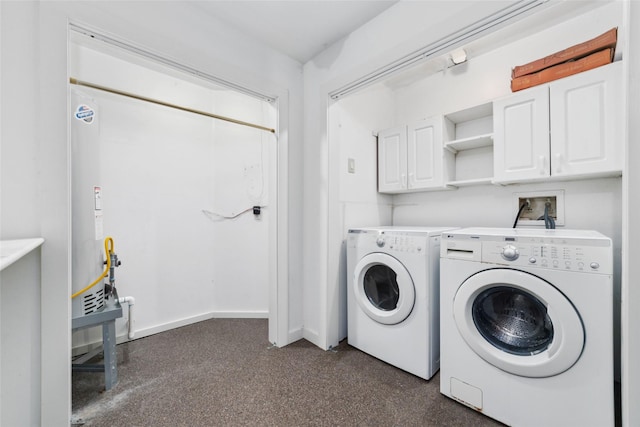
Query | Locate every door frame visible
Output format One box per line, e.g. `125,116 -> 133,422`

67,22 -> 291,347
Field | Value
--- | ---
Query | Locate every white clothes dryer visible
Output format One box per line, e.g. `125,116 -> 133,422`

347,226 -> 456,380
440,227 -> 614,427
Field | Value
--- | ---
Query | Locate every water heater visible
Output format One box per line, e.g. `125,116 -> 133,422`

71,89 -> 106,318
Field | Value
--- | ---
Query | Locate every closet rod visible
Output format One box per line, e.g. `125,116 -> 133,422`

69,77 -> 276,134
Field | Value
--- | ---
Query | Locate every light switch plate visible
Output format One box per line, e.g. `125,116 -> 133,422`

348,158 -> 355,174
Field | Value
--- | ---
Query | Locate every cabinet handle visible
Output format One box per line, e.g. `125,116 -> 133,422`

402,173 -> 407,189
555,153 -> 563,173
538,155 -> 547,175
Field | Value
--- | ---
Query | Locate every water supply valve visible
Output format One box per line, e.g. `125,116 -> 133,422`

105,251 -> 122,300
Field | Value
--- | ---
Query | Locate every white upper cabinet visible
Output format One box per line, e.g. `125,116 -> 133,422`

493,85 -> 550,183
378,116 -> 450,193
493,61 -> 623,184
377,125 -> 407,193
407,118 -> 446,190
549,61 -> 623,178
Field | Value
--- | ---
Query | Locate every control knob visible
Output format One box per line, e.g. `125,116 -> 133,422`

501,245 -> 519,261
376,236 -> 385,248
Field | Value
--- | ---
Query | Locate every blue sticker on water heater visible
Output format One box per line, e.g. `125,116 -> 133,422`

74,104 -> 95,123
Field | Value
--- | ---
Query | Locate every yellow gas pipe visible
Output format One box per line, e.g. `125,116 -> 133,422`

71,236 -> 114,299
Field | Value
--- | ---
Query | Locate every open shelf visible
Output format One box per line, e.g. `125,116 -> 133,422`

447,177 -> 493,187
445,133 -> 493,152
443,102 -> 494,187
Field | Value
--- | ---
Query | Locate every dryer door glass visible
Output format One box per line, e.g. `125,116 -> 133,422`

472,286 -> 553,355
363,265 -> 399,311
353,252 -> 416,325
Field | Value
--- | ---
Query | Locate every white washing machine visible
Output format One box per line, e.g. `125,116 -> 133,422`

347,226 -> 456,380
440,227 -> 614,427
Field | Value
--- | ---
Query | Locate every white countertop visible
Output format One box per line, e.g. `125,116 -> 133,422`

0,238 -> 45,272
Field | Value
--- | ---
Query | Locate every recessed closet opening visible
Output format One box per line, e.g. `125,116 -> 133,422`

328,0 -> 623,375
69,28 -> 280,355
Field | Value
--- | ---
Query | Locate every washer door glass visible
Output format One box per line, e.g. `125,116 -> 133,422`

453,269 -> 584,378
473,286 -> 554,356
353,253 -> 415,325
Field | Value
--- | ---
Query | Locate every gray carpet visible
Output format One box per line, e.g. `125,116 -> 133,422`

72,318 -> 503,426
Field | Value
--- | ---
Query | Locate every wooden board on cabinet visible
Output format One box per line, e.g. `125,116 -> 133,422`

511,27 -> 617,78
511,48 -> 614,92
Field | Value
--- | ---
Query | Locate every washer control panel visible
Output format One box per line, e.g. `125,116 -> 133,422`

483,239 -> 611,274
441,229 -> 613,275
501,245 -> 519,261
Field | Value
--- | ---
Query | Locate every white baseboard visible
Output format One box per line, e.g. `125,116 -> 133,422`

302,327 -> 324,349
287,327 -> 304,345
134,310 -> 268,340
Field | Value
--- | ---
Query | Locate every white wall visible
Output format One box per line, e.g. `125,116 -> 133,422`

622,1 -> 640,425
328,84 -> 396,339
1,1 -> 303,424
1,2 -> 53,424
0,5 -> 40,424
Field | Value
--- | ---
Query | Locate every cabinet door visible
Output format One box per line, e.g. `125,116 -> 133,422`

549,61 -> 623,178
407,118 -> 443,190
493,85 -> 550,183
377,126 -> 407,193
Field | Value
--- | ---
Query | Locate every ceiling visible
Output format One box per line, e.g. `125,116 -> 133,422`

191,1 -> 399,64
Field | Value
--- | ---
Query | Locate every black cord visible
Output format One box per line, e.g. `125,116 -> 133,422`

513,203 -> 528,228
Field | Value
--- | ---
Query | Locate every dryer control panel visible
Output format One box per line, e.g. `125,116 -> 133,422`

441,228 -> 613,275
347,228 -> 452,256
382,234 -> 430,254
362,232 -> 428,254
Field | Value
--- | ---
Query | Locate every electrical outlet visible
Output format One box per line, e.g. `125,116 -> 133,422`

514,190 -> 565,227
